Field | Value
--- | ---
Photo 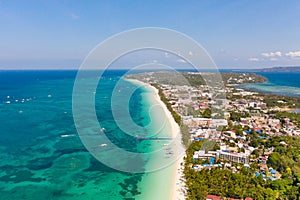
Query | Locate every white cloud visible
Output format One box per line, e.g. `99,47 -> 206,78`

276,52 -> 282,57
177,59 -> 187,63
250,50 -> 300,62
261,51 -> 282,58
248,57 -> 259,62
188,51 -> 193,56
164,52 -> 170,58
285,51 -> 300,59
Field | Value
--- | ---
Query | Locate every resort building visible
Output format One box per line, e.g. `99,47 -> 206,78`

217,150 -> 250,164
193,150 -> 250,164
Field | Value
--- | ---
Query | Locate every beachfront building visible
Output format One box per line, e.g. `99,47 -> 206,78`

193,150 -> 250,164
217,150 -> 250,164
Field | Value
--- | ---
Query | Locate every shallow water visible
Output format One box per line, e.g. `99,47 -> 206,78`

0,70 -> 176,200
237,72 -> 300,97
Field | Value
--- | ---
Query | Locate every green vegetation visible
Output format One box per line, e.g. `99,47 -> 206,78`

185,167 -> 277,199
229,111 -> 250,122
272,111 -> 300,128
182,73 -> 206,86
183,72 -> 267,86
126,71 -> 268,87
184,141 -> 277,200
181,124 -> 191,147
263,94 -> 300,108
221,72 -> 267,84
201,108 -> 211,118
265,136 -> 300,199
265,136 -> 300,175
184,137 -> 300,200
151,83 -> 182,125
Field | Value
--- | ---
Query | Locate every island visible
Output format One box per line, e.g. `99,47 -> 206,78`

126,71 -> 300,200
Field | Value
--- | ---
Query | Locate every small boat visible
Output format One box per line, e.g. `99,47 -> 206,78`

5,101 -> 11,104
100,143 -> 107,147
60,134 -> 75,138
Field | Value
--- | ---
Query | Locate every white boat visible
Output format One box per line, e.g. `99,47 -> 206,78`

5,101 -> 11,104
60,134 -> 75,138
100,143 -> 107,147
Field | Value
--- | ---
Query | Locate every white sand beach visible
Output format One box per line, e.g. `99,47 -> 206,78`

126,78 -> 186,200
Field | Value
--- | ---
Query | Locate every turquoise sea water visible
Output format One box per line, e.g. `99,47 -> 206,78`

0,70 -> 175,200
237,72 -> 300,97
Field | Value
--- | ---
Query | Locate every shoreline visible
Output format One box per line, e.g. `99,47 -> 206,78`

234,83 -> 300,113
126,78 -> 186,200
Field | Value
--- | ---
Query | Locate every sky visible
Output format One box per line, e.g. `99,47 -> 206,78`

0,0 -> 300,69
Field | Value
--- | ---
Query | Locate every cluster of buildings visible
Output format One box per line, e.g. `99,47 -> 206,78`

128,72 -> 299,188
161,82 -> 300,136
154,79 -> 299,176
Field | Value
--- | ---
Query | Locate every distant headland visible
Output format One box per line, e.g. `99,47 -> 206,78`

250,66 -> 300,72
